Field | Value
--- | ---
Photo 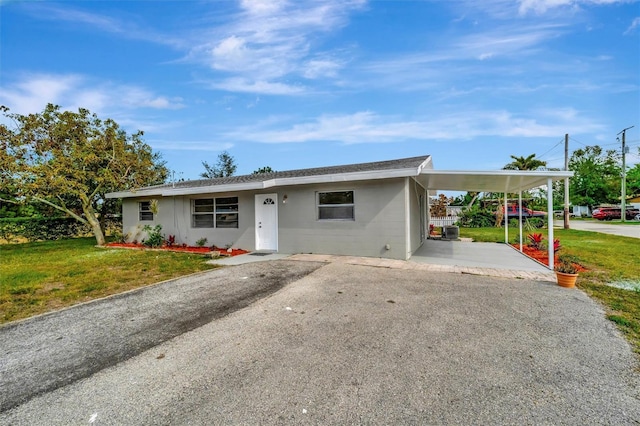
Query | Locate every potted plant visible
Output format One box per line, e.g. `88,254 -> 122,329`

555,254 -> 579,288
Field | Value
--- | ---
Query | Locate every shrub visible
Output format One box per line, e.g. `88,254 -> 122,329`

457,206 -> 495,228
196,237 -> 208,247
527,233 -> 544,250
555,259 -> 578,274
0,216 -> 121,242
142,224 -> 164,248
526,218 -> 545,230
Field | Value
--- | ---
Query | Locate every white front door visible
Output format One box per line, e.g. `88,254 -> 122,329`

255,193 -> 278,251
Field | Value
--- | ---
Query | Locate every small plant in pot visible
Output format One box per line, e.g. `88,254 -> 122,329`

555,254 -> 579,288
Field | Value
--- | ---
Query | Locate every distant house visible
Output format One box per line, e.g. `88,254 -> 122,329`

106,155 -> 572,261
627,195 -> 640,210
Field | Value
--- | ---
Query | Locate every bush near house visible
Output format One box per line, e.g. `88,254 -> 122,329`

0,217 -> 121,243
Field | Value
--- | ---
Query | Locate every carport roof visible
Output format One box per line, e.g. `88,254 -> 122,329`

106,155 -> 573,198
417,169 -> 573,193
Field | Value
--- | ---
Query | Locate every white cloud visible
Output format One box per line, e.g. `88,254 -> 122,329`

518,0 -> 631,15
240,0 -> 287,15
302,58 -> 342,79
207,77 -> 306,95
223,109 -> 605,144
19,3 -> 183,48
0,73 -> 185,115
456,23 -> 565,59
358,23 -> 567,92
189,0 -> 365,94
624,17 -> 640,34
0,74 -> 82,114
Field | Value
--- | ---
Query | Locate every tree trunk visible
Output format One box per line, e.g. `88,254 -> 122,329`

80,196 -> 106,246
86,212 -> 106,246
32,195 -> 106,245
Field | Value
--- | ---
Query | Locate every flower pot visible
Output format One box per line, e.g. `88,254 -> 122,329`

556,271 -> 578,288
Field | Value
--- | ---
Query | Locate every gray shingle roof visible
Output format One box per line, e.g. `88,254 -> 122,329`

145,155 -> 431,191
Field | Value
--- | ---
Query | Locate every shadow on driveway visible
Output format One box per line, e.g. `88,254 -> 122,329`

0,260 -> 324,412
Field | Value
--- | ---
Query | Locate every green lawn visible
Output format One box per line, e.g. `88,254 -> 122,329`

461,227 -> 640,355
0,238 -> 218,324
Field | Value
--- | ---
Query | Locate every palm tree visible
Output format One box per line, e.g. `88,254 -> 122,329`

503,154 -> 547,171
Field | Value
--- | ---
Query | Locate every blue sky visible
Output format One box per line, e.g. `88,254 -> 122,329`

1,0 -> 639,180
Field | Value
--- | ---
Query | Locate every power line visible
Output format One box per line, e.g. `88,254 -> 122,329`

537,139 -> 564,160
569,136 -> 589,147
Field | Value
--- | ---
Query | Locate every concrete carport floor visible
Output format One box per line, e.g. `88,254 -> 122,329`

411,239 -> 550,272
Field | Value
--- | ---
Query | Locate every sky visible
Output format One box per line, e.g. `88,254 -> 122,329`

1,0 -> 639,180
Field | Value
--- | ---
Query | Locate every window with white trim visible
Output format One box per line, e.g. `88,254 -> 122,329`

317,191 -> 354,220
192,197 -> 239,228
139,201 -> 153,221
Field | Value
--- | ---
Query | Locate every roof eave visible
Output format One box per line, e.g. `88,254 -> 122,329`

106,165 -> 428,199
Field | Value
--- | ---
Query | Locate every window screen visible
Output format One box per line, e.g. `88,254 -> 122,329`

317,191 -> 354,220
192,197 -> 238,228
139,201 -> 153,221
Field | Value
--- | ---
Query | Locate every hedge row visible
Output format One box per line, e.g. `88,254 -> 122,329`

0,217 -> 121,242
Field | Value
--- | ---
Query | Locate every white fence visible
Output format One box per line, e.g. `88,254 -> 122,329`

430,216 -> 459,227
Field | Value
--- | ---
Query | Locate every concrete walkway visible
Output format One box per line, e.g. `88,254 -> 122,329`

288,252 -> 556,282
216,240 -> 556,282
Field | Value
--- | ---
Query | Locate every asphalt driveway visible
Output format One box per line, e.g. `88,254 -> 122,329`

0,260 -> 324,412
1,261 -> 639,424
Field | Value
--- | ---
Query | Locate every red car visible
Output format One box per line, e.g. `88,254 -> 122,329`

500,205 -> 547,219
592,207 -> 640,220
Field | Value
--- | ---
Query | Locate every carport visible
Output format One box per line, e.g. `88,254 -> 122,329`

416,169 -> 574,269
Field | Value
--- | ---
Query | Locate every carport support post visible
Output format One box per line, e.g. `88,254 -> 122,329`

518,191 -> 523,251
504,192 -> 508,244
426,193 -> 431,237
547,178 -> 554,270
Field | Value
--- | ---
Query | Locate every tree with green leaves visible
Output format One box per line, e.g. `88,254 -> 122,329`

503,154 -> 547,170
626,147 -> 640,197
201,151 -> 237,179
252,166 -> 275,174
569,145 -> 621,207
0,104 -> 168,245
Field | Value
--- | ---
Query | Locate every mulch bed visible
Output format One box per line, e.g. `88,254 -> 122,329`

105,242 -> 249,257
511,244 -> 587,272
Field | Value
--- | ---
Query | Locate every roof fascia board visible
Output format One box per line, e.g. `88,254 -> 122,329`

422,170 -> 573,178
266,168 -> 419,187
107,167 -> 423,199
106,189 -> 163,199
160,182 -> 265,196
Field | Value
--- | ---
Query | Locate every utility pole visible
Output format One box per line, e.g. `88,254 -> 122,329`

564,133 -> 570,229
618,126 -> 634,223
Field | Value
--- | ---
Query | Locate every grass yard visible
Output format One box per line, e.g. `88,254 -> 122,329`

461,227 -> 640,355
0,238 -> 218,324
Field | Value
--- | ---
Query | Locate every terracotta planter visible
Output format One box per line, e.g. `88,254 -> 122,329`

556,271 -> 578,288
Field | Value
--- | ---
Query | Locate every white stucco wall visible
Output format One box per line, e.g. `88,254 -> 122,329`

274,178 -> 408,259
120,177 -> 414,259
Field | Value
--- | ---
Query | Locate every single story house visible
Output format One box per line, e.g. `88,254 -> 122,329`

106,155 -> 573,263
